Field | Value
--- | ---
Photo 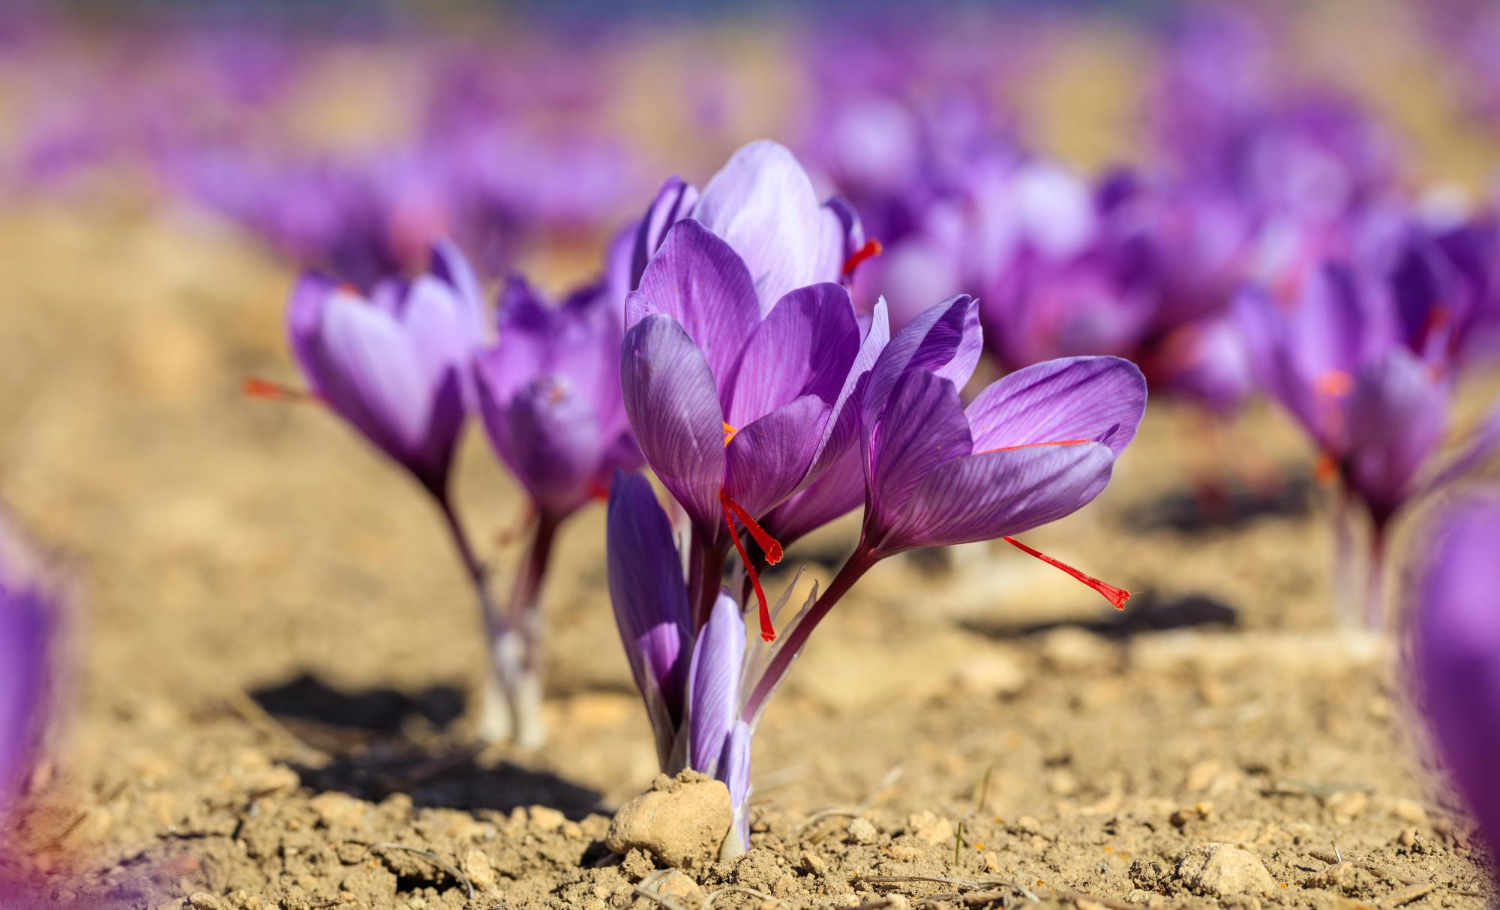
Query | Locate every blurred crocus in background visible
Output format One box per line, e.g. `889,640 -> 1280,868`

0,510 -> 58,835
1409,496 -> 1500,874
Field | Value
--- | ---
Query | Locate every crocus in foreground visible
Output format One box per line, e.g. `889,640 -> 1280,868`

1409,497 -> 1500,873
609,293 -> 1145,857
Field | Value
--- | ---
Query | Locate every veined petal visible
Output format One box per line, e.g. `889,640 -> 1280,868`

631,175 -> 700,289
725,283 -> 860,428
1346,350 -> 1448,523
866,369 -> 972,539
807,298 -> 891,479
621,314 -> 727,532
694,140 -> 832,308
606,473 -> 693,760
687,591 -> 747,776
762,444 -> 867,546
630,220 -> 761,391
863,295 -> 981,430
724,395 -> 832,520
881,443 -> 1116,553
964,356 -> 1146,456
477,362 -> 602,519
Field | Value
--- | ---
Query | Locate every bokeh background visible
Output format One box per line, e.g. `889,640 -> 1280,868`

2,1 -> 1499,908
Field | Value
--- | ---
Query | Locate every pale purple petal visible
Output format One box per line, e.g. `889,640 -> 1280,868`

719,720 -> 753,849
724,283 -> 860,429
693,140 -> 833,308
629,220 -> 761,391
807,297 -> 892,477
1412,499 -> 1500,867
881,443 -> 1116,553
631,175 -> 700,289
606,473 -> 693,760
1345,351 -> 1448,524
863,295 -> 980,430
723,395 -> 832,520
621,315 -> 726,532
476,363 -> 603,519
286,271 -> 338,393
866,370 -> 972,537
687,591 -> 746,776
964,356 -> 1147,456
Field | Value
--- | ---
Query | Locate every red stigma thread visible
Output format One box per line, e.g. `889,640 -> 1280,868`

242,377 -> 317,403
974,438 -> 1090,456
1003,536 -> 1130,610
720,490 -> 784,641
841,238 -> 884,277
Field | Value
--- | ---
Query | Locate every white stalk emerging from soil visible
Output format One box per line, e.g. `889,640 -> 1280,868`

438,498 -> 554,748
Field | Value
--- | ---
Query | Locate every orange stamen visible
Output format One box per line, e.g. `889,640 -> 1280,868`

1003,536 -> 1130,610
242,377 -> 317,403
723,422 -> 738,447
974,438 -> 1090,456
1313,452 -> 1339,485
720,490 -> 784,642
1314,370 -> 1353,398
841,238 -> 884,277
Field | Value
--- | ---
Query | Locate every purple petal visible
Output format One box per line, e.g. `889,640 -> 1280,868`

0,584 -> 51,812
428,238 -> 486,342
631,175 -> 700,289
693,140 -> 839,308
863,295 -> 981,430
724,395 -> 832,520
476,360 -> 603,520
286,271 -> 338,394
964,356 -> 1147,457
719,720 -> 753,849
1288,262 -> 1372,380
687,591 -> 746,776
606,472 -> 693,760
621,314 -> 726,533
762,444 -> 867,546
724,283 -> 860,429
881,443 -> 1116,553
628,220 -> 761,391
1412,499 -> 1500,867
865,369 -> 972,540
807,297 -> 892,478
1345,351 -> 1448,524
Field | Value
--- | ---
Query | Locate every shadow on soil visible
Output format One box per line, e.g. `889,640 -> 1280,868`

249,672 -> 604,820
963,590 -> 1238,640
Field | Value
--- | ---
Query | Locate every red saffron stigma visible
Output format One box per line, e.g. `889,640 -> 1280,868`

720,490 -> 785,642
242,377 -> 316,403
841,238 -> 884,277
974,438 -> 1090,456
1003,536 -> 1130,610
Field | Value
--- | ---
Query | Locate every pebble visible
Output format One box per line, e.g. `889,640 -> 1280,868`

952,653 -> 1028,697
1177,843 -> 1277,896
801,850 -> 828,874
529,806 -> 567,832
309,792 -> 368,830
654,870 -> 703,904
1390,798 -> 1430,827
461,850 -> 497,892
1040,628 -> 1114,673
904,810 -> 955,846
1324,790 -> 1368,821
847,817 -> 879,844
187,894 -> 222,910
605,772 -> 732,868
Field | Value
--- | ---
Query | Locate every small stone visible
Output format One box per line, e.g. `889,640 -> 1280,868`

1177,843 -> 1277,897
1076,899 -> 1107,910
953,653 -> 1028,697
188,895 -> 222,910
654,870 -> 702,904
529,806 -> 567,832
1040,628 -> 1113,673
886,844 -> 923,861
1390,798 -> 1430,827
461,850 -> 496,892
847,817 -> 879,844
620,848 -> 655,880
904,810 -> 955,846
1398,827 -> 1418,848
801,850 -> 827,874
1014,816 -> 1042,834
883,897 -> 911,910
309,792 -> 368,830
1325,790 -> 1368,821
983,851 -> 1001,873
605,772 -> 732,868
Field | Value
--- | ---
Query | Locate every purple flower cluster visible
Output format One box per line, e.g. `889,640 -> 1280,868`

608,143 -> 1145,853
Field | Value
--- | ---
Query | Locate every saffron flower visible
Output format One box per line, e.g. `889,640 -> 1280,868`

1236,259 -> 1500,624
629,140 -> 869,306
620,219 -> 874,639
610,293 -> 1144,857
0,513 -> 56,826
469,268 -> 643,743
1409,497 -> 1500,872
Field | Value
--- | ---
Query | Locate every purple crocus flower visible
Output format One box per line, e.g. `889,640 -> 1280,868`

0,514 -> 56,825
1409,497 -> 1500,871
1237,259 -> 1500,623
476,275 -> 640,523
282,240 -> 485,495
620,219 -> 872,640
610,294 -> 1145,855
629,140 -> 869,306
